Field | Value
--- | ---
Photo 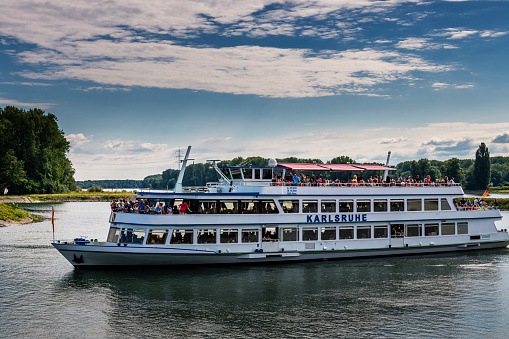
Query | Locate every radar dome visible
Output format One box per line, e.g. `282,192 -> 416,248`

268,158 -> 277,167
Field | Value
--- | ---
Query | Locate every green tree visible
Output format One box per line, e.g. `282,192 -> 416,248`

440,158 -> 465,183
0,106 -> 75,194
410,158 -> 431,181
468,142 -> 491,189
0,149 -> 29,194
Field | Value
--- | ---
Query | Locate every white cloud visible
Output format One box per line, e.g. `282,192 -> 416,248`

67,121 -> 509,180
380,137 -> 409,144
492,132 -> 509,143
0,0 -> 455,98
395,37 -> 457,50
435,28 -> 508,40
0,97 -> 54,109
66,133 -> 91,150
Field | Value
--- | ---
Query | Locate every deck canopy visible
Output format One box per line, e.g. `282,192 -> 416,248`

278,163 -> 395,172
351,165 -> 396,171
277,163 -> 329,171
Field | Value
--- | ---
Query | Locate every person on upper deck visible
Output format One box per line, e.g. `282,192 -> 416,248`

179,201 -> 192,214
292,173 -> 300,186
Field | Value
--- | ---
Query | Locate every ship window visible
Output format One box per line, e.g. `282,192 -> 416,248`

119,228 -> 146,244
263,169 -> 272,179
242,229 -> 259,243
254,169 -> 261,180
441,223 -> 455,235
280,200 -> 299,213
338,200 -> 353,212
170,229 -> 193,244
107,227 -> 120,242
405,224 -> 421,237
198,200 -> 217,214
424,199 -> 439,211
220,229 -> 238,243
263,227 -> 278,241
357,226 -> 371,239
219,200 -> 239,214
242,168 -> 253,180
458,222 -> 468,234
241,200 -> 259,214
424,223 -> 439,236
321,200 -> 336,213
302,227 -> 318,241
390,200 -> 404,212
321,227 -> 336,240
407,199 -> 421,211
260,200 -> 278,213
281,228 -> 298,241
339,227 -> 354,239
374,226 -> 388,238
147,229 -> 168,245
357,200 -> 371,212
302,200 -> 318,213
231,168 -> 242,179
374,200 -> 388,212
441,198 -> 452,211
197,229 -> 217,244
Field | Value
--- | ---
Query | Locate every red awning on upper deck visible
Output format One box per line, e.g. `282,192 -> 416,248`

319,164 -> 361,171
278,163 -> 327,171
352,165 -> 396,171
278,163 -> 396,172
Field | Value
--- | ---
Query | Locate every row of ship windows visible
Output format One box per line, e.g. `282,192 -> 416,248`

107,222 -> 468,245
156,198 -> 452,215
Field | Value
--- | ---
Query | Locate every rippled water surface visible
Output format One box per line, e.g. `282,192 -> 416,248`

1,203 -> 509,338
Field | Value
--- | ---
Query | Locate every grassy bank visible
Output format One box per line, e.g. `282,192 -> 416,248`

0,203 -> 42,224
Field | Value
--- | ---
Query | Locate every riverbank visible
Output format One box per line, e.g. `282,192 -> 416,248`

0,203 -> 42,226
1,191 -> 136,204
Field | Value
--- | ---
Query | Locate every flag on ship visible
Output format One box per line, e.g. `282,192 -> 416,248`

482,186 -> 490,198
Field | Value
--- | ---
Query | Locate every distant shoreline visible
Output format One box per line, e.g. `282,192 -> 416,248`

1,192 -> 136,204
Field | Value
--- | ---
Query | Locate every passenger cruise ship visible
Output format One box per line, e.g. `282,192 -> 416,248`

52,147 -> 509,268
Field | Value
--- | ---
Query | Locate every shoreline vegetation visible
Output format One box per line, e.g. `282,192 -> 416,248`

0,203 -> 42,226
1,191 -> 136,204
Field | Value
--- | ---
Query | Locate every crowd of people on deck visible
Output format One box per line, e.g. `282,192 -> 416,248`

110,199 -> 192,214
271,172 -> 457,187
455,197 -> 499,210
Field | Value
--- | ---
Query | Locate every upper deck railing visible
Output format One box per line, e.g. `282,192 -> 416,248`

207,181 -> 462,188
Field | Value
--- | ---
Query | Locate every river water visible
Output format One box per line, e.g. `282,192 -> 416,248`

2,202 -> 509,338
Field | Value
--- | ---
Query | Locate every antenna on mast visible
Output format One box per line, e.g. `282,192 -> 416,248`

174,146 -> 185,170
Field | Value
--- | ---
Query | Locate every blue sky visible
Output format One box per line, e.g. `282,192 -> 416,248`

1,0 -> 509,180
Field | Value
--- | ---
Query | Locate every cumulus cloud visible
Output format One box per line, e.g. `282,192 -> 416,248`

66,133 -> 91,150
492,132 -> 509,143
